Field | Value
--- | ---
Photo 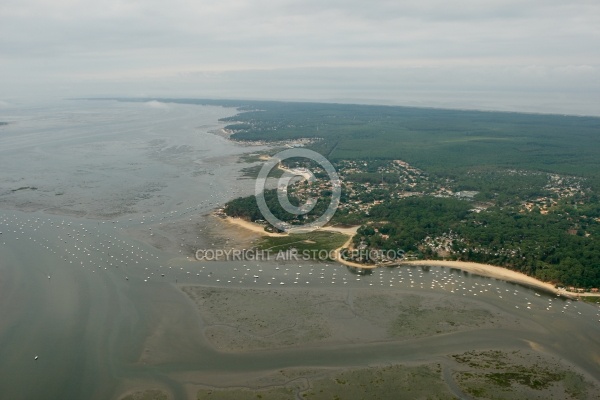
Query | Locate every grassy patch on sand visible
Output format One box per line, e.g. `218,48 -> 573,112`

257,231 -> 348,258
301,364 -> 454,400
580,296 -> 600,304
451,350 -> 596,399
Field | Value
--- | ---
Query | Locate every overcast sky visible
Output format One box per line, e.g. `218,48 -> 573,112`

1,0 -> 599,115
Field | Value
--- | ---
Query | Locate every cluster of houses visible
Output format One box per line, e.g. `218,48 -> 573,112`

561,286 -> 599,294
230,136 -> 319,147
421,232 -> 462,257
521,173 -> 588,215
334,159 -> 433,215
334,159 -> 491,217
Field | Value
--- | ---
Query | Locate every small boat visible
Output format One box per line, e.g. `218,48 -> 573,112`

34,356 -> 39,360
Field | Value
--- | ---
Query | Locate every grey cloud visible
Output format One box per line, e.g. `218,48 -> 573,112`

0,0 -> 599,115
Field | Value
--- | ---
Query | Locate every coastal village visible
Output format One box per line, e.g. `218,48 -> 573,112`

220,152 -> 600,295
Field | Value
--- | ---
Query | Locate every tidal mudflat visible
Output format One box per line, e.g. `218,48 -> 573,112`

181,286 -> 504,353
1,100 -> 599,400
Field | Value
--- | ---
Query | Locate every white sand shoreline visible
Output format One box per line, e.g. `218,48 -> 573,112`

222,216 -> 287,237
398,260 -> 567,296
218,215 -> 580,297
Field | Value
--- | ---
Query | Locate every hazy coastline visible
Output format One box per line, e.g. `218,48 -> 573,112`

1,100 -> 599,400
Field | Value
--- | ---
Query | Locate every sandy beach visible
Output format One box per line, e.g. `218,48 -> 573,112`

222,216 -> 288,237
220,217 -> 569,296
400,260 -> 562,295
222,215 -> 360,237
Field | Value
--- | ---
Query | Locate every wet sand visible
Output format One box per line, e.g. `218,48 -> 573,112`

2,101 -> 600,400
188,350 -> 599,400
176,278 -> 600,399
180,286 -> 506,353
